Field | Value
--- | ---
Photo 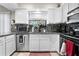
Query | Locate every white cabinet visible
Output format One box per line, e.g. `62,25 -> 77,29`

62,4 -> 68,23
47,9 -> 54,24
15,10 -> 28,24
0,35 -> 15,56
50,34 -> 60,52
29,34 -> 50,51
29,11 -> 47,20
40,35 -> 50,51
29,34 -> 60,52
53,7 -> 62,23
68,3 -> 79,12
0,37 -> 5,56
5,35 -> 16,56
29,35 -> 39,51
47,7 -> 62,24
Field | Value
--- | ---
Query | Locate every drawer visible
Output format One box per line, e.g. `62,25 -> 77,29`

6,38 -> 15,43
6,35 -> 15,39
29,35 -> 40,39
40,35 -> 50,39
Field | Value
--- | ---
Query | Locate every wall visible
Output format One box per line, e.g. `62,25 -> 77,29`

10,11 -> 15,20
0,5 -> 9,12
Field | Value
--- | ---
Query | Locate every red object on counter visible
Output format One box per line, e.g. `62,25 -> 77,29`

65,40 -> 75,56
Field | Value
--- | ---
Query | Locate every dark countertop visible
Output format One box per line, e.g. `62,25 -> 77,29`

0,32 -> 60,37
13,32 -> 29,35
0,33 -> 14,37
29,32 -> 60,34
60,33 -> 79,40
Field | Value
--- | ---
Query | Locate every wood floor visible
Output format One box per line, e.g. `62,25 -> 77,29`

12,52 -> 59,56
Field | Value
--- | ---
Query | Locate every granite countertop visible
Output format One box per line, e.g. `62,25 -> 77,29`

0,33 -> 14,37
60,33 -> 79,40
0,32 -> 60,37
29,32 -> 60,34
14,31 -> 60,34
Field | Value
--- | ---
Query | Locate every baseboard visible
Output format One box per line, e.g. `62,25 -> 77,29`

10,51 -> 16,56
30,51 -> 50,53
50,51 -> 62,56
16,51 -> 30,52
10,51 -> 62,56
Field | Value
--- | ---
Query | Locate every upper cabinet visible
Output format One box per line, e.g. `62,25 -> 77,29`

53,7 -> 62,23
62,4 -> 68,23
15,9 -> 29,24
47,7 -> 62,24
67,3 -> 79,23
68,3 -> 79,12
47,9 -> 54,24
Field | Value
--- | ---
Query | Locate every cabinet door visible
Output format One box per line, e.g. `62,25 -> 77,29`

6,42 -> 13,56
12,35 -> 16,52
50,34 -> 60,52
29,38 -> 39,51
68,3 -> 79,12
6,35 -> 16,56
54,7 -> 62,23
47,9 -> 54,24
0,37 -> 5,56
0,45 -> 5,56
40,35 -> 50,51
29,35 -> 39,51
15,10 -> 28,24
62,3 -> 68,22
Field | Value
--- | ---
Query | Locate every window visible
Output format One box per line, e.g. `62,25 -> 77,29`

0,12 -> 11,35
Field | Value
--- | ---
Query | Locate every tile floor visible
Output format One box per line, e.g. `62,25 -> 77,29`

12,52 -> 59,56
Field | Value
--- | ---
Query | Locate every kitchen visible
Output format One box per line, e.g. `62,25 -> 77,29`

0,3 -> 79,56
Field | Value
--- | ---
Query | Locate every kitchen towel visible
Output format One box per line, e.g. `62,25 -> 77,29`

65,40 -> 75,56
60,42 -> 66,56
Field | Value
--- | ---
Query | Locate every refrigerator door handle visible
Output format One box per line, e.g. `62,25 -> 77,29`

24,36 -> 25,45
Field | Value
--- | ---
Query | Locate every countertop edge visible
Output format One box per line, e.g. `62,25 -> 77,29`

0,33 -> 15,37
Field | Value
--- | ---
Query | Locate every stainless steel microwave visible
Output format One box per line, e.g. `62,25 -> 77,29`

11,24 -> 28,32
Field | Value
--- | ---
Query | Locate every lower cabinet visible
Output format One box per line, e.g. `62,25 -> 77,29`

0,35 -> 16,56
40,38 -> 50,51
5,35 -> 16,56
29,38 -> 39,51
40,35 -> 50,51
0,37 -> 5,56
50,34 -> 60,52
29,34 -> 59,52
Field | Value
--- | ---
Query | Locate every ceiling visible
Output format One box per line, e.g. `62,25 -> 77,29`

0,3 -> 18,11
0,3 -> 60,11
